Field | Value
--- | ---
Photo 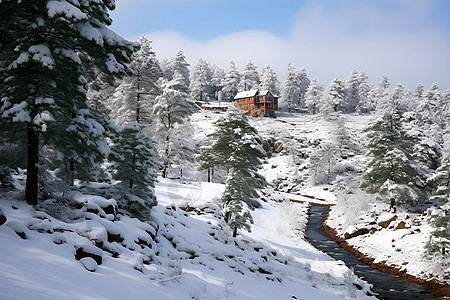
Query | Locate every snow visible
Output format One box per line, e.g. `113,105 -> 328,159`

78,22 -> 104,46
105,53 -> 125,73
0,171 -> 373,299
8,52 -> 30,69
58,48 -> 82,64
2,101 -> 31,123
1,108 -> 444,299
234,89 -> 258,99
47,0 -> 87,21
80,257 -> 98,272
28,44 -> 55,69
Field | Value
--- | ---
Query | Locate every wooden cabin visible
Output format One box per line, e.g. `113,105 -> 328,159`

234,89 -> 278,117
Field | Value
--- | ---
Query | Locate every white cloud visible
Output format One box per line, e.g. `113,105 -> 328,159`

142,0 -> 450,90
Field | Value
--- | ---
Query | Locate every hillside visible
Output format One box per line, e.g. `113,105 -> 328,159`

0,108 -> 377,300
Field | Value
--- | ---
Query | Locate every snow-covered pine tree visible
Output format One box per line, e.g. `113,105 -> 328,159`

361,112 -> 428,206
165,50 -> 190,87
426,202 -> 450,265
109,35 -> 162,128
210,65 -> 225,100
355,70 -> 373,113
222,61 -> 240,101
305,79 -> 323,114
109,122 -> 157,218
416,83 -> 443,144
429,155 -> 450,203
167,122 -> 196,179
259,65 -> 280,96
309,142 -> 338,185
0,0 -> 134,205
343,69 -> 360,113
296,67 -> 310,108
412,83 -> 424,112
321,78 -> 345,114
189,58 -> 210,102
238,60 -> 260,92
388,83 -> 410,114
52,109 -> 110,185
372,76 -> 391,111
280,64 -> 300,112
198,107 -> 266,237
153,72 -> 194,178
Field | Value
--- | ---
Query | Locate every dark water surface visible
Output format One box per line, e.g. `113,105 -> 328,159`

306,205 -> 437,300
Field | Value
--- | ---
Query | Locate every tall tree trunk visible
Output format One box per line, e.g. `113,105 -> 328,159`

207,168 -> 211,182
232,226 -> 237,238
130,151 -> 136,188
288,96 -> 291,113
25,128 -> 39,205
136,69 -> 141,124
69,160 -> 75,186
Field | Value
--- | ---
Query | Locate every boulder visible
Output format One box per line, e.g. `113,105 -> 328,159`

0,210 -> 6,226
262,140 -> 271,153
274,142 -> 284,153
79,257 -> 98,272
6,220 -> 27,239
75,245 -> 103,265
395,221 -> 410,230
344,228 -> 370,239
378,215 -> 398,229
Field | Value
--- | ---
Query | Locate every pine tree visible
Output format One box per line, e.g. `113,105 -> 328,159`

416,83 -> 443,144
259,64 -> 279,95
52,109 -> 110,185
426,202 -> 450,263
372,76 -> 391,111
361,113 -> 428,206
389,83 -> 410,114
0,0 -> 134,205
198,107 -> 266,237
109,35 -> 162,128
279,64 -> 300,112
238,60 -> 259,92
210,65 -> 225,100
165,50 -> 190,87
309,142 -> 338,185
429,155 -> 450,203
356,70 -> 373,113
322,78 -> 345,113
412,83 -> 424,111
109,122 -> 157,218
296,67 -> 310,108
305,79 -> 323,114
153,72 -> 194,178
189,58 -> 210,102
222,61 -> 240,101
343,69 -> 360,113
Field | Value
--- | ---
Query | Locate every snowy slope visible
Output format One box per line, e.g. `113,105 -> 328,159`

0,177 -> 373,300
0,109 -> 378,300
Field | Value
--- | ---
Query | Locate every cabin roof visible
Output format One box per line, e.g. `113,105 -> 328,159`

234,89 -> 279,99
234,89 -> 258,99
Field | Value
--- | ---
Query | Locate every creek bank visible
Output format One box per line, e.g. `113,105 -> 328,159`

321,209 -> 450,299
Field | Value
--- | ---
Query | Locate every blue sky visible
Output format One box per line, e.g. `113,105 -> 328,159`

110,0 -> 450,90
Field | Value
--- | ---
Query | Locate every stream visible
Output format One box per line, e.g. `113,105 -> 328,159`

306,205 -> 438,300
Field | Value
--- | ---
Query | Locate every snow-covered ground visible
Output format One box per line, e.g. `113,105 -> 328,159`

326,193 -> 450,284
1,108 -> 445,299
0,108 -> 379,300
0,176 -> 373,300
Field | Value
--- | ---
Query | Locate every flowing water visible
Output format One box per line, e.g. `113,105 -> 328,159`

306,205 -> 438,300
